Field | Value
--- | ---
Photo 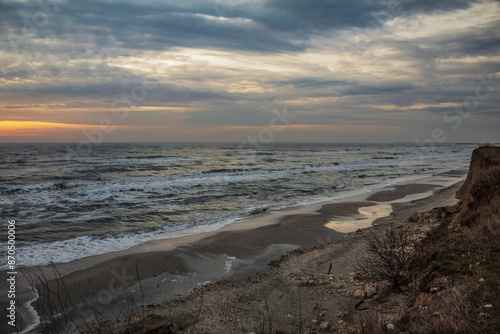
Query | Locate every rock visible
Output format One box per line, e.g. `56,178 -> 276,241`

408,207 -> 449,224
387,323 -> 395,330
319,311 -> 326,317
352,289 -> 365,299
337,310 -> 349,318
319,321 -> 331,331
363,283 -> 376,295
348,272 -> 356,283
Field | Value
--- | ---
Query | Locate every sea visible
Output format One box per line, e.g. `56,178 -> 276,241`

0,142 -> 475,270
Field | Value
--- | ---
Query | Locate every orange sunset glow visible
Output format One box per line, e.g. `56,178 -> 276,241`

1,0 -> 499,143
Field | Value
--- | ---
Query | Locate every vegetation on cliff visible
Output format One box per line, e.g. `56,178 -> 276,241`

396,146 -> 500,333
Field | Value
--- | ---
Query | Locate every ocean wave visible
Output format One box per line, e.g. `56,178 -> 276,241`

0,153 -> 463,198
84,156 -> 190,165
0,143 -> 475,271
0,218 -> 240,270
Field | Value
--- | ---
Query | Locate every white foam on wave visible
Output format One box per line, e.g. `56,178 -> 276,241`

2,148 -> 471,199
270,164 -> 468,213
2,167 -> 467,271
0,147 -> 473,270
1,217 -> 242,270
85,156 -> 190,165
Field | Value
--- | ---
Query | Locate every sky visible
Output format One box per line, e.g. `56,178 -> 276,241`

0,0 -> 499,143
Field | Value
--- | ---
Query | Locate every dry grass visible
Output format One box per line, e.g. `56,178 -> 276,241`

357,310 -> 386,334
22,262 -> 149,334
398,209 -> 500,333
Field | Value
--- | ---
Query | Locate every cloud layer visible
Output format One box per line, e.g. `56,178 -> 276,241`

1,0 -> 499,142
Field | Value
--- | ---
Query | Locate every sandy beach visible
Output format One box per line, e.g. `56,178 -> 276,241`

84,177 -> 465,334
0,169 -> 468,333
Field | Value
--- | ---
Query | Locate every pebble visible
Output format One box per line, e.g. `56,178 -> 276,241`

352,289 -> 365,299
319,321 -> 331,331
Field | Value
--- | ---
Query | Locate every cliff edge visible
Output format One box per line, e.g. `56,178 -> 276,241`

451,145 -> 500,229
402,145 -> 500,333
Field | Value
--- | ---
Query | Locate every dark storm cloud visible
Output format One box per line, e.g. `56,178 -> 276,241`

433,24 -> 500,57
1,80 -> 245,105
340,82 -> 416,95
402,19 -> 500,59
257,0 -> 478,32
1,0 -> 480,53
1,0 -> 499,143
267,79 -> 417,101
0,0 -> 306,53
0,68 -> 31,80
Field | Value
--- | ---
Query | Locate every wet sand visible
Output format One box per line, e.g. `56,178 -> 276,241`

82,177 -> 465,334
0,170 -> 467,333
366,183 -> 439,202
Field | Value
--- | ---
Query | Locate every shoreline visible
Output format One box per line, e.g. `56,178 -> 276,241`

1,169 -> 467,333
3,170 -> 464,291
83,173 -> 467,334
2,168 -> 463,275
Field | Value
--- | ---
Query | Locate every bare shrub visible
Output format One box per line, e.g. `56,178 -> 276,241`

355,226 -> 418,290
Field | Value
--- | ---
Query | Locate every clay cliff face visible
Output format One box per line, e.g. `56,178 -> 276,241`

451,146 -> 500,230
